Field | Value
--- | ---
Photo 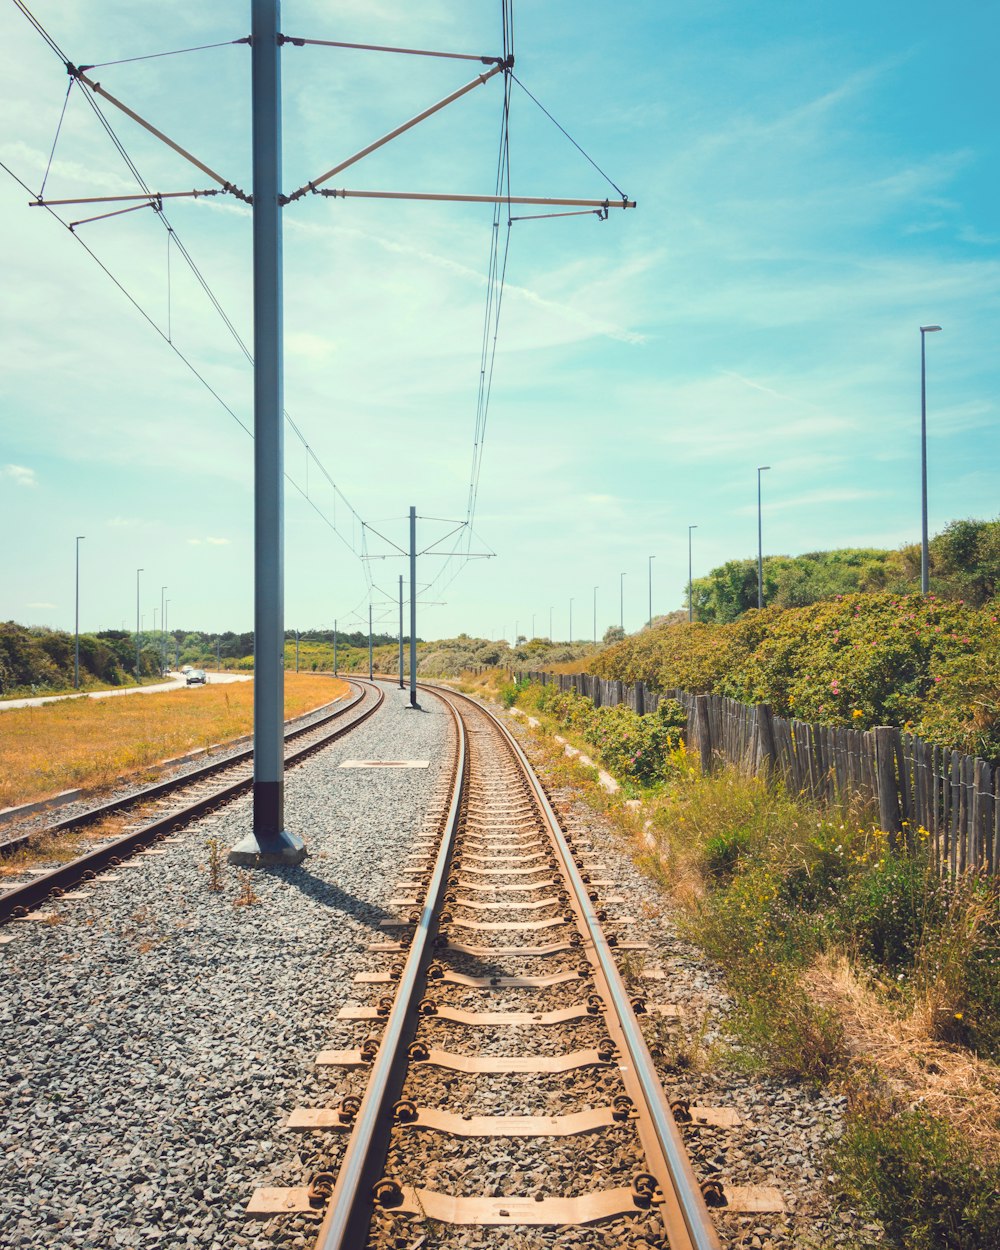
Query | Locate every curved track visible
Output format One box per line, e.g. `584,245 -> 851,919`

256,684 -> 724,1250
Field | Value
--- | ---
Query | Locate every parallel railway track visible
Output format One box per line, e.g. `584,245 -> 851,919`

0,678 -> 384,924
251,684 -> 737,1249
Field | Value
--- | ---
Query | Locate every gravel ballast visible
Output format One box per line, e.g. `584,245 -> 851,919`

0,682 -> 448,1250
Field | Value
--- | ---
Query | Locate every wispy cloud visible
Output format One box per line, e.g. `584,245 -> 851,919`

2,463 -> 36,487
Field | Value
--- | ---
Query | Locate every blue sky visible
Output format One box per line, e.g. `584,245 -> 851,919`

1,1 -> 997,643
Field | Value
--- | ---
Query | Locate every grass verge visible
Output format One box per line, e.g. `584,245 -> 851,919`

0,673 -> 349,809
465,670 -> 1000,1248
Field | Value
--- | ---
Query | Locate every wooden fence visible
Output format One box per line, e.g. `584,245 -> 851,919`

516,669 -> 1000,876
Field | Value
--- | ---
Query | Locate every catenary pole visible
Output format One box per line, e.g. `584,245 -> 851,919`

408,506 -> 418,707
398,575 -> 404,688
333,619 -> 338,674
368,604 -> 373,679
231,0 -> 305,865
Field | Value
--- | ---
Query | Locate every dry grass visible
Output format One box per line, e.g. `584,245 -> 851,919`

806,952 -> 1000,1162
0,673 -> 348,810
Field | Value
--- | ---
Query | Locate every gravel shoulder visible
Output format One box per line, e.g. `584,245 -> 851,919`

0,681 -> 448,1250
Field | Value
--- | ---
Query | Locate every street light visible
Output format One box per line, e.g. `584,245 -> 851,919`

757,466 -> 771,609
647,554 -> 656,628
593,586 -> 598,645
548,606 -> 553,641
920,325 -> 942,593
619,571 -> 626,631
74,536 -> 85,689
688,526 -> 698,622
569,597 -> 574,644
135,568 -> 143,680
160,585 -> 167,675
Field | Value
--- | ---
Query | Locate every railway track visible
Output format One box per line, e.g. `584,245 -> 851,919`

0,677 -> 384,924
249,685 -> 776,1249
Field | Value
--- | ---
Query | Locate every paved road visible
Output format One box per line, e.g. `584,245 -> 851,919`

0,671 -> 252,712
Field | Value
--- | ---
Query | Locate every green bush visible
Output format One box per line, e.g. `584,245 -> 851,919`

518,683 -> 686,787
834,851 -> 944,973
591,592 -> 1000,758
835,1106 -> 1000,1249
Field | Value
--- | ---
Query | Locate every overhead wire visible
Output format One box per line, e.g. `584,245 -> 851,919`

9,0 -> 376,583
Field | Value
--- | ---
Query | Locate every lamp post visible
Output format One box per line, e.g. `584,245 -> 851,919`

688,526 -> 697,622
619,572 -> 626,631
165,600 -> 170,670
74,535 -> 84,689
593,586 -> 598,645
569,597 -> 574,644
548,606 -> 553,641
531,613 -> 536,640
398,574 -> 404,689
135,568 -> 143,679
757,466 -> 771,609
160,585 -> 167,675
920,325 -> 942,594
647,554 -> 655,628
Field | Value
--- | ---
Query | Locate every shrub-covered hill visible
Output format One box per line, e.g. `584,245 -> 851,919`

589,594 -> 1000,760
691,517 -> 1000,623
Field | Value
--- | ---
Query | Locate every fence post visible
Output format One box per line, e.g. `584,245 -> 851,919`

874,726 -> 904,847
693,694 -> 713,775
753,702 -> 776,779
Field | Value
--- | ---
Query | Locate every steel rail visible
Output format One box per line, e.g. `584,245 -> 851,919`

444,687 -> 724,1250
0,681 -> 367,857
312,688 -> 466,1250
0,681 -> 385,923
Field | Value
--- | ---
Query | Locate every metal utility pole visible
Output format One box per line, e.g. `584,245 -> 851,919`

647,554 -> 655,627
231,0 -> 305,865
368,604 -> 373,679
135,568 -> 143,679
160,585 -> 167,674
757,466 -> 770,609
920,325 -> 942,593
333,619 -> 337,674
548,606 -> 553,641
294,628 -> 299,672
569,597 -> 574,644
408,506 -> 418,708
593,587 -> 598,645
216,636 -> 221,671
688,525 -> 697,622
398,574 -> 404,689
74,536 -> 84,689
619,572 -> 625,631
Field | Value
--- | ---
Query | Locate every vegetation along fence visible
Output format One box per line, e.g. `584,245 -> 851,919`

515,670 -> 1000,877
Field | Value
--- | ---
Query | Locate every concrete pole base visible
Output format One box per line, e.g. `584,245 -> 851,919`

228,830 -> 308,867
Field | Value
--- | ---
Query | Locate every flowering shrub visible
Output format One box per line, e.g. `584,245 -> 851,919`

591,593 -> 1000,759
518,684 -> 686,786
